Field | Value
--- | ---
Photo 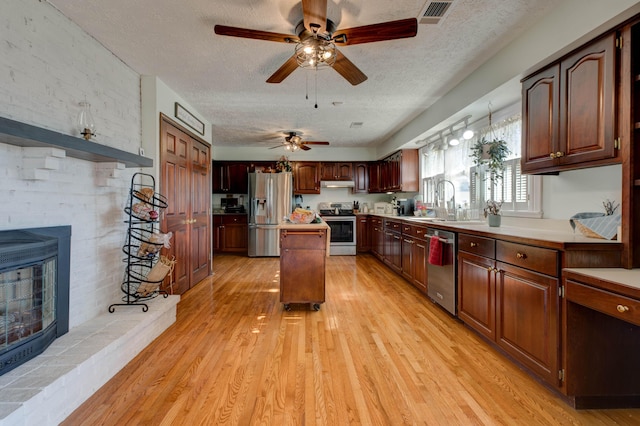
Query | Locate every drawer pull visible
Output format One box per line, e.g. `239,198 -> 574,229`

516,252 -> 527,260
470,242 -> 478,248
617,304 -> 630,313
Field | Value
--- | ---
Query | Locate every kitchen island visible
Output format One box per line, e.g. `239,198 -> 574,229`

278,220 -> 330,311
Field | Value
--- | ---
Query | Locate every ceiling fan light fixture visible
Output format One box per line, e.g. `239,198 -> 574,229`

295,38 -> 336,69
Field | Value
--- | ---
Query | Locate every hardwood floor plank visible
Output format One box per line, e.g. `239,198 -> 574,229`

61,254 -> 640,425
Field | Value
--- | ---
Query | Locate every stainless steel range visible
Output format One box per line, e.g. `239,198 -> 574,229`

317,202 -> 356,256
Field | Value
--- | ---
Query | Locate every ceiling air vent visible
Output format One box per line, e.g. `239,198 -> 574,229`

419,0 -> 455,25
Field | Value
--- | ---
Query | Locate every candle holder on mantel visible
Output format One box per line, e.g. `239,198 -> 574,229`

77,101 -> 96,140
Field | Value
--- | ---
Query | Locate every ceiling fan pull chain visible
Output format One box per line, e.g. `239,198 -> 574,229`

315,67 -> 318,109
305,72 -> 309,100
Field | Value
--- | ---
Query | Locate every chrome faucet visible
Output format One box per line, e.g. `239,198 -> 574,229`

435,180 -> 456,221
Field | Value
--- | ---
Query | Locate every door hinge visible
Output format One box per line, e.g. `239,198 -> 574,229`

559,285 -> 564,298
614,138 -> 621,150
559,369 -> 565,382
616,35 -> 623,49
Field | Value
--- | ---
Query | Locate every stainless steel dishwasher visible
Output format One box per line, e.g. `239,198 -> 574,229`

426,228 -> 457,316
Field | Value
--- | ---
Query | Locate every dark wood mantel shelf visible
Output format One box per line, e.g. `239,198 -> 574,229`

0,116 -> 152,168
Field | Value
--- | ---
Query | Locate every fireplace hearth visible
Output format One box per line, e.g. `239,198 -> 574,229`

0,226 -> 70,375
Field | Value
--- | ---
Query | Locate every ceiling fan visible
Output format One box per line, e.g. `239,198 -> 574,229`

269,131 -> 329,151
214,0 -> 418,85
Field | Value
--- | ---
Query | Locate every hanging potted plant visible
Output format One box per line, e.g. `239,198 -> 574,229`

470,135 -> 510,227
469,136 -> 510,186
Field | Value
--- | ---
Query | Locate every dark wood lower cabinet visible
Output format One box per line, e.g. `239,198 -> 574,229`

496,262 -> 559,386
213,214 -> 248,253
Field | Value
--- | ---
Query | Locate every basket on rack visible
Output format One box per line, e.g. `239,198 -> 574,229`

136,256 -> 177,297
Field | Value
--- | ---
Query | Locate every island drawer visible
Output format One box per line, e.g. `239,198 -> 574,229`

458,233 -> 495,258
280,229 -> 327,250
496,241 -> 558,276
565,280 -> 640,327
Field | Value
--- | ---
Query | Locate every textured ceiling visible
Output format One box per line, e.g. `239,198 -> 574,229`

47,0 -> 556,150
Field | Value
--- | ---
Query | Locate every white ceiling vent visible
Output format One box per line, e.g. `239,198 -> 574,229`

419,1 -> 455,25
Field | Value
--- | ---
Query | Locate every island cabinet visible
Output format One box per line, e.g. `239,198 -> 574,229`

458,233 -> 561,387
279,227 -> 327,311
521,31 -> 619,174
293,161 -> 321,194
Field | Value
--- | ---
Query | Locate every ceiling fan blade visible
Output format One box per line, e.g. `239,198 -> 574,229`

332,50 -> 368,86
214,25 -> 300,43
266,54 -> 300,83
299,144 -> 312,151
302,141 -> 330,145
269,145 -> 285,149
333,18 -> 418,45
302,0 -> 327,34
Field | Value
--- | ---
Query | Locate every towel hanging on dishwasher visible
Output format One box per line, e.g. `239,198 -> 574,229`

428,236 -> 444,266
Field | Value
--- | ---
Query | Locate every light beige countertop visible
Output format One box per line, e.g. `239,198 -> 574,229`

277,220 -> 331,256
363,213 -> 621,250
564,268 -> 640,293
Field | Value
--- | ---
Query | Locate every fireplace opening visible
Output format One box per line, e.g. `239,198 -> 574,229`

0,226 -> 70,375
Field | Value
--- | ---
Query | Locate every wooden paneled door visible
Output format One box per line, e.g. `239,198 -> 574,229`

160,115 -> 211,294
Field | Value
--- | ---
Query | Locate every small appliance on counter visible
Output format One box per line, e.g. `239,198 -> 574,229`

221,197 -> 245,213
374,202 -> 392,215
396,198 -> 415,216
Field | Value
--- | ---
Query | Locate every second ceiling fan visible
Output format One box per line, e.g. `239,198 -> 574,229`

270,132 -> 329,151
214,0 -> 418,85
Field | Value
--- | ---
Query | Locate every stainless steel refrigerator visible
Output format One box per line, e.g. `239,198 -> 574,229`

248,172 -> 292,257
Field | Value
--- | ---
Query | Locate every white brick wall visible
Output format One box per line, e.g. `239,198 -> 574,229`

0,0 -> 145,327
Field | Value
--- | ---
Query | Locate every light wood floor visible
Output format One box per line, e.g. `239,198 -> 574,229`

63,254 -> 640,425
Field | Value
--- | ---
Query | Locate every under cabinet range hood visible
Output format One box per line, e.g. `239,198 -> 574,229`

321,180 -> 355,188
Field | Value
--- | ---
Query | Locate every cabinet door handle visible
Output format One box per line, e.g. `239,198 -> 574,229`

516,252 -> 527,260
556,151 -> 565,158
470,242 -> 478,248
617,304 -> 630,313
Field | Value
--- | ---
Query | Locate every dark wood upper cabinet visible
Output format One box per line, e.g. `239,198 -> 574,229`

293,161 -> 321,194
212,161 -> 249,194
352,162 -> 369,193
320,162 -> 353,181
522,32 -> 619,174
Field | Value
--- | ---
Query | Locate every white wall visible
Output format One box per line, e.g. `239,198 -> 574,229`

542,165 -> 622,219
141,75 -> 212,182
1,1 -> 139,327
212,145 -> 378,162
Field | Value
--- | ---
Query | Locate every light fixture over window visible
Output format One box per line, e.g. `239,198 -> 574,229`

448,126 -> 460,146
77,101 -> 96,141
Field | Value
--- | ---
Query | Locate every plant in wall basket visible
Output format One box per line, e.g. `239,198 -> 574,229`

275,156 -> 292,172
